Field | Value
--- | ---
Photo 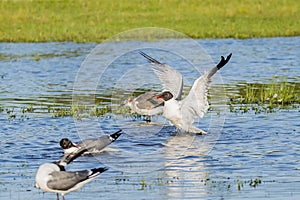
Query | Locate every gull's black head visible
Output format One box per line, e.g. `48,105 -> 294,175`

59,138 -> 74,149
157,91 -> 173,101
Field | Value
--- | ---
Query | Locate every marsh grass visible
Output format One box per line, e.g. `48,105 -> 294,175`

0,0 -> 299,42
1,79 -> 299,119
133,176 -> 262,191
51,103 -> 111,118
229,79 -> 300,113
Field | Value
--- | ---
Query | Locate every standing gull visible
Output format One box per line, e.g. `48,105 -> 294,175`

35,163 -> 107,200
140,51 -> 232,134
60,129 -> 122,155
35,148 -> 108,200
123,92 -> 164,122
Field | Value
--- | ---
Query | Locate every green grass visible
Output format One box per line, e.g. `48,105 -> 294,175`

0,0 -> 299,42
229,78 -> 300,113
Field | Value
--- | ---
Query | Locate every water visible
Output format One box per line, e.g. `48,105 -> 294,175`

0,37 -> 299,200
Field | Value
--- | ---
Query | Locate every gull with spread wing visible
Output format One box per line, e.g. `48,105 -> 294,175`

140,51 -> 232,134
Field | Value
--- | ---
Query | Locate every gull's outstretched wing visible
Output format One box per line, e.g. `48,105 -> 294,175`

181,53 -> 232,126
139,51 -> 183,100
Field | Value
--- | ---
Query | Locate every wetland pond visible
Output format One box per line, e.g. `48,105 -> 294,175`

0,37 -> 300,200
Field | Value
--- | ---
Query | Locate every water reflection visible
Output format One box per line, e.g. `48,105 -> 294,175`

163,134 -> 208,199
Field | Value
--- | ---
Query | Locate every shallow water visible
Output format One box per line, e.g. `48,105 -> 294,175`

0,37 -> 300,200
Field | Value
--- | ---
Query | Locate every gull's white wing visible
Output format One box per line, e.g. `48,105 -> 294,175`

152,63 -> 183,100
180,71 -> 210,126
180,53 -> 232,126
139,52 -> 183,100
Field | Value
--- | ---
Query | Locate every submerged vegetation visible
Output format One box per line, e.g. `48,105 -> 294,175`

1,79 -> 299,120
0,0 -> 299,42
113,175 -> 264,192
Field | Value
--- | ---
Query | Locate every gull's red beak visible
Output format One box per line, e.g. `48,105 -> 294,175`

71,143 -> 79,148
157,95 -> 163,99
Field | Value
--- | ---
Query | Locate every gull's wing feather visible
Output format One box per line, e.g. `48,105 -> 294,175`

135,92 -> 164,110
181,72 -> 210,126
56,146 -> 88,166
47,170 -> 90,191
79,135 -> 113,152
139,51 -> 183,100
181,53 -> 232,126
47,168 -> 107,191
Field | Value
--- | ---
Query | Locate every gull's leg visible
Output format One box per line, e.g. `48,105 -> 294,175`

145,116 -> 151,123
56,193 -> 60,200
176,128 -> 182,136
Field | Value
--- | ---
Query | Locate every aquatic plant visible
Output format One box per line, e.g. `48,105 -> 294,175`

1,78 -> 298,120
228,79 -> 300,114
249,178 -> 262,188
140,179 -> 147,190
207,177 -> 262,191
10,105 -> 36,120
21,105 -> 34,113
237,179 -> 243,191
51,104 -> 113,118
6,108 -> 16,120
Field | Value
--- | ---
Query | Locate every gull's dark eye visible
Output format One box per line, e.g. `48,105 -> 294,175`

163,91 -> 173,101
60,138 -> 71,149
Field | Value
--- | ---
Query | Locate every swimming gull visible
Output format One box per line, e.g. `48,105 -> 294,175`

59,129 -> 122,155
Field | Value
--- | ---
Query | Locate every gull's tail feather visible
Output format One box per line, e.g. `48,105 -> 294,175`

110,129 -> 123,141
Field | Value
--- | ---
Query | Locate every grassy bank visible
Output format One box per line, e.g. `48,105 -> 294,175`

0,0 -> 299,42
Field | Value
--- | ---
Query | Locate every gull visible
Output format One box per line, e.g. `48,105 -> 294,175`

122,91 -> 164,122
35,164 -> 107,200
60,129 -> 122,155
139,51 -> 232,134
35,147 -> 108,200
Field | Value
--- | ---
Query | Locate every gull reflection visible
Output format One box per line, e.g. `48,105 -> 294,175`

163,134 -> 209,199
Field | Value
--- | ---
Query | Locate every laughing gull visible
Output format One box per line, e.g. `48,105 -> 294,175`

35,163 -> 107,200
140,51 -> 232,134
35,147 -> 108,200
60,129 -> 122,155
123,91 -> 164,122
